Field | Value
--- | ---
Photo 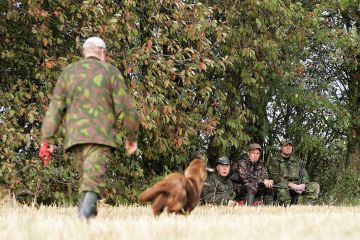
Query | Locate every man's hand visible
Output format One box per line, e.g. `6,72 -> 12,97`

125,140 -> 137,155
263,179 -> 273,188
295,183 -> 306,194
39,141 -> 54,165
288,182 -> 306,194
288,182 -> 297,191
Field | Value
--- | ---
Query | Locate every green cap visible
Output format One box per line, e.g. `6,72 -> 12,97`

216,156 -> 231,165
280,139 -> 293,146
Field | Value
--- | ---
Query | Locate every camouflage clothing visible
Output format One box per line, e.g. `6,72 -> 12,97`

72,144 -> 112,194
201,172 -> 235,205
40,56 -> 139,196
41,57 -> 139,150
266,152 -> 320,205
230,155 -> 270,200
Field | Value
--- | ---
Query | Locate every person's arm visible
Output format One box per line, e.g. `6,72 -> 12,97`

296,159 -> 309,192
210,184 -> 234,205
200,174 -> 217,204
238,160 -> 250,184
259,165 -> 273,188
266,158 -> 277,181
286,157 -> 308,192
111,69 -> 139,153
257,164 -> 268,183
259,166 -> 274,188
229,161 -> 241,182
266,156 -> 287,188
41,71 -> 67,144
226,181 -> 238,206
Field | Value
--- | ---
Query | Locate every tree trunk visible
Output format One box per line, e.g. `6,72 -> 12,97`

346,72 -> 360,171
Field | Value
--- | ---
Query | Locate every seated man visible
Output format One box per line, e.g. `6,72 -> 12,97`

266,139 -> 320,206
230,143 -> 273,205
201,156 -> 237,206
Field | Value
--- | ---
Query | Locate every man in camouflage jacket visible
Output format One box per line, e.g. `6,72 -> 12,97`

39,37 -> 139,219
201,156 -> 237,206
230,143 -> 274,205
266,139 -> 320,206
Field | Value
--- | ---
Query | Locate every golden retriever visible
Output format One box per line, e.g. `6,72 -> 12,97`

139,159 -> 210,216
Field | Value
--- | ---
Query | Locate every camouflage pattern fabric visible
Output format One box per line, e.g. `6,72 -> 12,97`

230,155 -> 269,199
41,57 -> 139,150
272,182 -> 320,206
201,172 -> 235,205
71,144 -> 112,195
266,152 -> 320,205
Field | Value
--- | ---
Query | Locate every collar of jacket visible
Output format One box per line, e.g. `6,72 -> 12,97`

216,173 -> 230,182
278,152 -> 297,163
241,155 -> 260,166
85,56 -> 102,61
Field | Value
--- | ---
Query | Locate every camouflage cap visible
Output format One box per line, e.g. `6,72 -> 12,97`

216,156 -> 231,165
83,37 -> 106,49
280,139 -> 293,146
248,143 -> 262,151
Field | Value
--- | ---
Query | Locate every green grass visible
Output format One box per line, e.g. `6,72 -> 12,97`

0,198 -> 359,240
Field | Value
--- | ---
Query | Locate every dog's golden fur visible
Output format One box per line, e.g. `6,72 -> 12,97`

138,159 -> 207,216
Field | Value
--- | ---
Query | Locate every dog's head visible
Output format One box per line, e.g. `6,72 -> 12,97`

184,159 -> 213,183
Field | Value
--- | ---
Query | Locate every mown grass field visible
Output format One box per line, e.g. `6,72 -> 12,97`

0,198 -> 359,240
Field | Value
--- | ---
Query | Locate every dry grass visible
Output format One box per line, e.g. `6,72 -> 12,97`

0,199 -> 359,240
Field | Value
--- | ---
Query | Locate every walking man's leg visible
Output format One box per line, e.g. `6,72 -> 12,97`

73,144 -> 112,219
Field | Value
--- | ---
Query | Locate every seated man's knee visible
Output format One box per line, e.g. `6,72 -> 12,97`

276,189 -> 291,205
246,184 -> 258,195
263,190 -> 275,205
308,182 -> 320,195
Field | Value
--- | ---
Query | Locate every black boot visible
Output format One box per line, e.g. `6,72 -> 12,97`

78,191 -> 98,219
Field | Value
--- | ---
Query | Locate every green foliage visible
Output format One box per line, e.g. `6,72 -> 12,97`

204,0 -> 323,159
321,169 -> 360,205
0,0 -> 359,205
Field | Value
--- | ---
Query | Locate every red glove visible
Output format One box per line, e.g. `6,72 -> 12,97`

39,141 -> 52,165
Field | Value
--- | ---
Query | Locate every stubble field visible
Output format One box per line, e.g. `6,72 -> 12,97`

0,199 -> 359,240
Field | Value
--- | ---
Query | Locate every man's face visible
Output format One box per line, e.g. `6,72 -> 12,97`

248,149 -> 261,163
216,164 -> 230,177
281,144 -> 293,156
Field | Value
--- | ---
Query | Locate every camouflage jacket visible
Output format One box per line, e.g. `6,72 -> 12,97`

266,152 -> 310,186
230,155 -> 269,186
201,172 -> 235,205
41,57 -> 139,150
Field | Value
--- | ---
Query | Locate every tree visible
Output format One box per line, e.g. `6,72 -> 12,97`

204,1 -> 325,160
0,0 -> 228,204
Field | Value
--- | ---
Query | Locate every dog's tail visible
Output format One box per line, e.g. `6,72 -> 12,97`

138,182 -> 166,203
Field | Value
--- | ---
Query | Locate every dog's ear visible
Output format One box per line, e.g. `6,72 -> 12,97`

185,159 -> 203,178
185,159 -> 210,183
